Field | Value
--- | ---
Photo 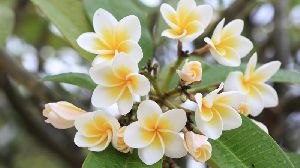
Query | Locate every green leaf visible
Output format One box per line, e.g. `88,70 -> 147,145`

208,116 -> 294,168
43,73 -> 96,90
83,0 -> 154,68
0,5 -> 14,47
287,153 -> 300,168
83,146 -> 162,168
30,0 -> 95,62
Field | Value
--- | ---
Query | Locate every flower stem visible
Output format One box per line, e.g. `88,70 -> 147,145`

190,44 -> 210,55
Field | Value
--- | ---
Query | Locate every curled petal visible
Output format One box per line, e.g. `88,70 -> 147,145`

118,40 -> 143,62
77,32 -> 111,54
160,131 -> 187,158
91,85 -> 125,108
89,131 -> 112,152
74,112 -> 100,137
117,88 -> 134,115
124,122 -> 155,148
254,83 -> 279,108
211,47 -> 241,67
180,21 -> 204,42
74,133 -> 103,148
138,135 -> 165,165
214,104 -> 242,130
162,29 -> 187,40
127,74 -> 150,96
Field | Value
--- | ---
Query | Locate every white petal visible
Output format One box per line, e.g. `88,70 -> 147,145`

162,29 -> 187,39
117,88 -> 133,115
89,62 -> 123,87
124,121 -> 155,148
177,0 -> 197,12
74,133 -> 103,147
216,91 -> 246,108
118,15 -> 141,42
48,101 -> 85,120
137,100 -> 162,130
195,108 -> 223,140
214,104 -> 242,130
205,83 -> 224,108
74,112 -> 99,137
251,119 -> 269,134
157,109 -> 187,132
254,83 -> 279,107
118,40 -> 143,62
211,18 -> 225,43
181,99 -> 198,111
204,37 -> 216,50
77,32 -> 110,54
180,21 -> 204,42
253,61 -> 281,82
93,8 -> 117,37
160,3 -> 178,29
89,131 -> 112,151
160,132 -> 187,158
127,74 -> 150,96
245,53 -> 257,80
92,56 -> 113,66
234,36 -> 253,58
45,111 -> 74,129
247,87 -> 264,117
211,47 -> 241,67
112,53 -> 139,77
224,71 -> 246,93
190,5 -> 213,28
91,85 -> 125,108
138,135 -> 164,165
222,19 -> 244,37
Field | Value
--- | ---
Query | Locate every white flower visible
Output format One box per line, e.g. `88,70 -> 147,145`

224,53 -> 281,116
184,131 -> 212,162
194,83 -> 244,139
43,101 -> 86,129
90,53 -> 150,115
160,0 -> 213,42
204,19 -> 253,67
115,126 -> 131,153
177,60 -> 202,85
124,100 -> 187,165
74,111 -> 120,151
77,8 -> 142,65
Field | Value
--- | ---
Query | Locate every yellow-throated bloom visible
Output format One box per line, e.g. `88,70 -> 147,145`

224,53 -> 281,116
184,131 -> 212,162
124,100 -> 187,165
77,8 -> 142,65
204,19 -> 253,67
90,53 -> 150,115
160,0 -> 213,42
74,111 -> 120,151
195,83 -> 244,139
43,101 -> 86,129
115,126 -> 131,153
177,60 -> 202,85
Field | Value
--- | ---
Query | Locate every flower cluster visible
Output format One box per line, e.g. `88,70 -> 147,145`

42,0 -> 280,165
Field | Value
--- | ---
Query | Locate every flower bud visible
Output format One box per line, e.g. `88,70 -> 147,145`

184,131 -> 212,162
43,101 -> 86,129
178,61 -> 202,85
116,126 -> 131,153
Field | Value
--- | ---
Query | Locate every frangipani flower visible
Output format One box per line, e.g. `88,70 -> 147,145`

43,101 -> 86,129
74,111 -> 120,151
124,100 -> 187,165
204,19 -> 253,67
160,0 -> 213,42
90,53 -> 150,115
184,131 -> 212,162
77,8 -> 142,64
224,53 -> 281,116
177,60 -> 202,85
115,126 -> 131,153
195,83 -> 244,139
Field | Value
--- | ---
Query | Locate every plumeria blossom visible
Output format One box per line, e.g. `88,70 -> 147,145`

115,126 -> 131,153
160,0 -> 213,42
204,19 -> 253,67
90,53 -> 150,115
124,100 -> 187,165
184,131 -> 212,162
43,101 -> 86,129
177,60 -> 202,85
74,111 -> 120,151
77,8 -> 142,64
224,53 -> 281,116
194,83 -> 244,139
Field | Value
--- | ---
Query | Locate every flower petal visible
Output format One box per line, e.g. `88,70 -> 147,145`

89,62 -> 123,87
177,0 -> 197,16
245,53 -> 257,80
118,40 -> 143,62
160,3 -> 178,29
77,32 -> 111,54
222,19 -> 244,38
137,100 -> 162,130
195,108 -> 223,140
160,131 -> 187,158
45,111 -> 74,129
186,5 -> 213,29
89,131 -> 112,151
47,101 -> 85,120
247,86 -> 264,116
233,36 -> 253,58
254,83 -> 279,107
93,8 -> 117,40
117,88 -> 133,115
211,18 -> 225,43
180,21 -> 204,42
162,29 -> 187,39
118,15 -> 141,42
112,53 -> 139,78
211,47 -> 241,67
74,133 -> 103,147
157,109 -> 187,132
205,83 -> 224,108
74,112 -> 99,137
224,71 -> 247,93
124,121 -> 155,148
91,85 -> 125,108
138,134 -> 164,165
214,104 -> 242,130
253,61 -> 281,82
127,74 -> 150,96
216,91 -> 246,108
